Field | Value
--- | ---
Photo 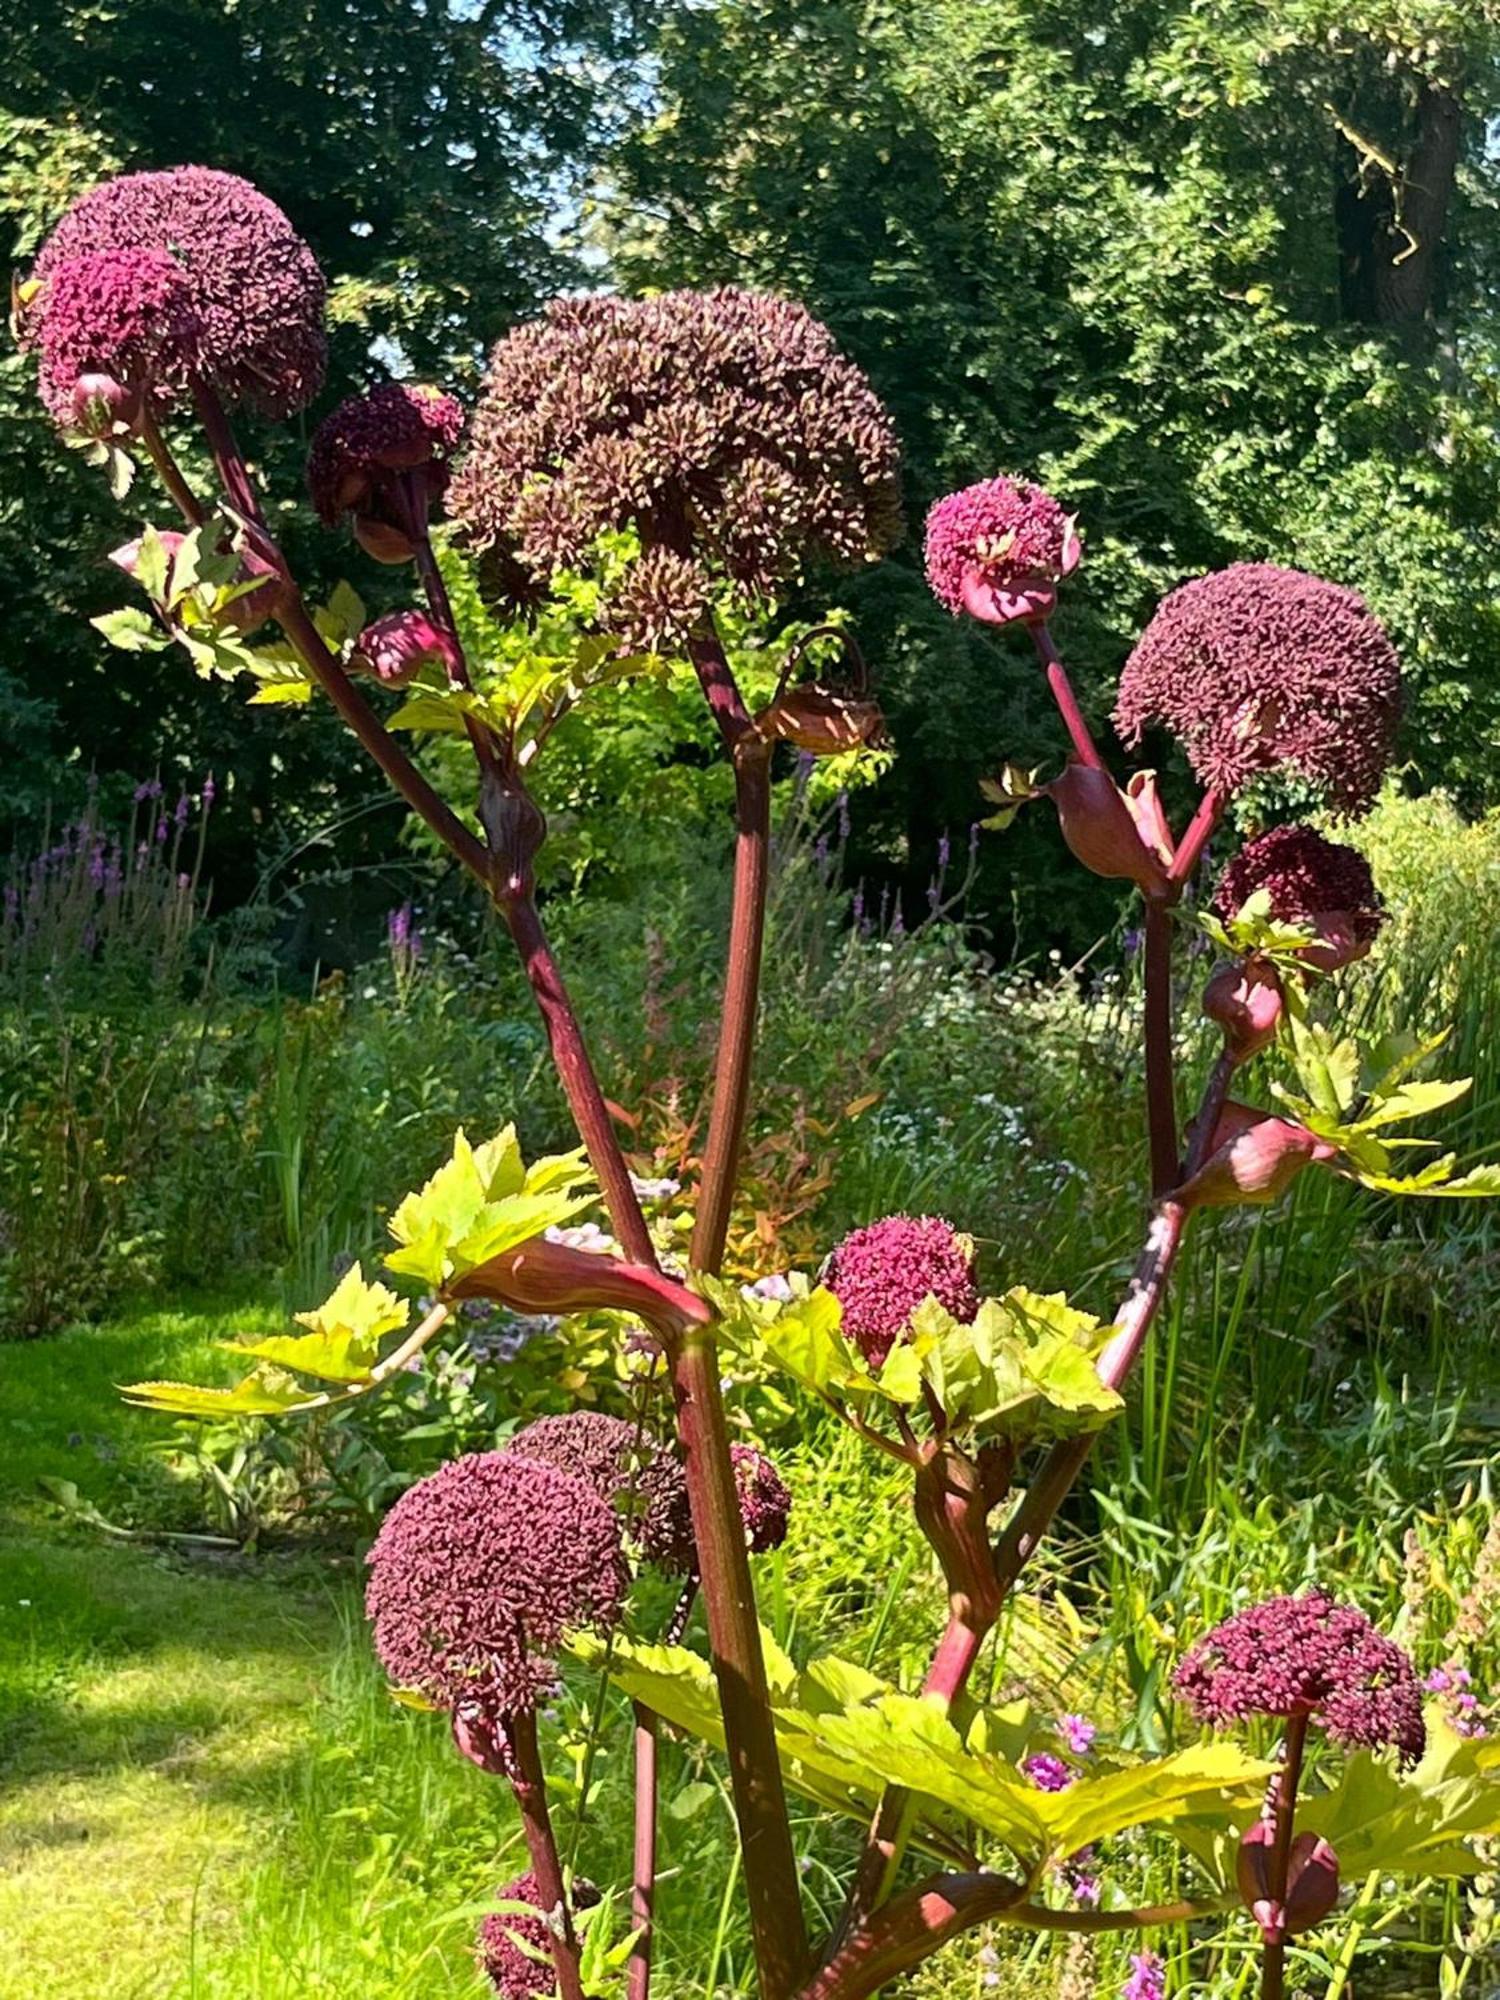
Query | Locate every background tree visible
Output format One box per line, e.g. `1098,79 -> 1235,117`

598,0 -> 1500,940
0,0 -> 647,907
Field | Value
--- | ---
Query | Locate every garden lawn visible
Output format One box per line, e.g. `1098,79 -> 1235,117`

0,1303 -> 509,2000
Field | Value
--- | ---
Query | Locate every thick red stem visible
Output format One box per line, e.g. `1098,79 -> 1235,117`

137,406 -> 205,526
1168,788 -> 1225,888
1261,1710 -> 1309,2000
1143,899 -> 1178,1197
690,738 -> 773,1274
800,1872 -> 1026,2000
507,1708 -> 587,2000
668,1323 -> 809,1996
1032,622 -> 1103,769
629,1702 -> 659,2000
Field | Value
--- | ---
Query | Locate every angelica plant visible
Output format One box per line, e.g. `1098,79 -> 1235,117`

19,161 -> 1500,2000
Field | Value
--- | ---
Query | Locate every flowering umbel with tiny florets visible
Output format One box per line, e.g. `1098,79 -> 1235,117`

1215,823 -> 1384,971
447,287 -> 902,643
924,475 -> 1081,626
825,1213 -> 980,1366
25,247 -> 202,433
364,1451 -> 627,1725
31,166 -> 326,418
307,382 -> 465,561
1114,564 -> 1402,813
1175,1589 -> 1426,1762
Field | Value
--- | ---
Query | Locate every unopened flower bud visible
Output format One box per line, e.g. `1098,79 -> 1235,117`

1046,761 -> 1171,897
1202,958 -> 1284,1064
1177,1102 -> 1337,1209
1124,771 -> 1175,868
351,610 -> 461,687
70,371 -> 141,436
109,529 -> 285,633
448,1233 -> 715,1345
477,763 -> 548,901
1237,1821 -> 1340,1939
755,684 -> 887,755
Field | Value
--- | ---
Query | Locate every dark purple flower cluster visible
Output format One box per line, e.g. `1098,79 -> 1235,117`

33,167 -> 326,418
1174,1589 -> 1425,1762
730,1444 -> 793,1556
477,1871 -> 600,1999
1214,824 -> 1383,946
1114,564 -> 1401,812
364,1451 -> 626,1719
306,383 -> 465,555
28,247 -> 201,428
825,1214 -> 980,1367
924,476 -> 1080,625
447,287 -> 902,641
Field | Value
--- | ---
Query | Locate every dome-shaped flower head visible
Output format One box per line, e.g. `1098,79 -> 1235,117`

1174,1588 -> 1425,1762
1114,564 -> 1401,813
924,476 -> 1081,626
633,1441 -> 790,1574
477,1870 -> 600,1999
32,166 -> 326,418
825,1214 -> 980,1367
27,247 -> 202,432
307,382 -> 465,559
447,287 -> 902,642
1215,824 -> 1383,971
364,1451 -> 626,1724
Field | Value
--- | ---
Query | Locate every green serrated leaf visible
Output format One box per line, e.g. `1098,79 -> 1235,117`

91,607 -> 169,653
119,1369 -> 312,1418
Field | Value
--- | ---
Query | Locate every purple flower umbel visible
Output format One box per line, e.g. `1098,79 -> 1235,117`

1114,564 -> 1401,813
924,475 -> 1080,626
1174,1588 -> 1425,1763
1214,824 -> 1383,967
364,1451 -> 626,1721
825,1214 -> 979,1367
28,247 -> 201,428
448,287 -> 901,643
32,167 -> 326,418
478,1871 -> 600,1999
1122,1950 -> 1165,2000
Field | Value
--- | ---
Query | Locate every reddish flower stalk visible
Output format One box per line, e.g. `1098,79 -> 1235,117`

509,1706 -> 589,2000
630,1701 -> 659,2000
1261,1712 -> 1309,2000
1142,901 -> 1179,1196
1032,622 -> 1102,769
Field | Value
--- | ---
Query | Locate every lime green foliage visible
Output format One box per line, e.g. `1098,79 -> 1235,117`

385,1124 -> 594,1286
582,1627 -> 1269,1873
119,1128 -> 597,1418
718,1277 -> 1122,1440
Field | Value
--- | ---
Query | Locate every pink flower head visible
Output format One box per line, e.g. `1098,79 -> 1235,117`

825,1213 -> 980,1367
1114,564 -> 1401,813
364,1451 -> 626,1724
306,382 -> 465,556
351,609 -> 462,687
32,167 -> 326,417
1215,824 -> 1384,971
1058,1712 -> 1097,1756
635,1441 -> 790,1574
924,475 -> 1081,626
448,287 -> 901,637
478,1870 -> 600,1998
28,247 -> 201,430
1175,1588 -> 1425,1762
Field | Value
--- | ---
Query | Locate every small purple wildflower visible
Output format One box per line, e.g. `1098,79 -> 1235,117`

1024,1752 -> 1073,1793
1058,1713 -> 1097,1756
1122,1950 -> 1165,2000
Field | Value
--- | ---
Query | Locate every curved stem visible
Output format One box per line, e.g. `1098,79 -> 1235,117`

629,1702 -> 659,2000
799,1872 -> 1027,2000
1168,789 -> 1226,889
997,1895 -> 1237,1935
1143,899 -> 1178,1197
1032,623 -> 1103,769
498,891 -> 657,1268
507,1707 -> 587,2000
690,737 -> 773,1274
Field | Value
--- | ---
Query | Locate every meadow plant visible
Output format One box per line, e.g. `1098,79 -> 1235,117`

23,164 -> 1500,1999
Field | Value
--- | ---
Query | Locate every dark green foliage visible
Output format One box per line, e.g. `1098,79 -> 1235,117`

598,0 -> 1500,935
